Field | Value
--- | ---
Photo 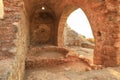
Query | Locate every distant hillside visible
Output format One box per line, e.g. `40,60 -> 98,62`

64,24 -> 95,49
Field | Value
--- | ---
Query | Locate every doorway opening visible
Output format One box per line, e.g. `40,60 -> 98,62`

64,8 -> 95,61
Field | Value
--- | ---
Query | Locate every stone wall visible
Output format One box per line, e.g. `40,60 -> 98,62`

93,0 -> 120,66
57,0 -> 120,66
0,0 -> 28,80
0,1 -> 119,80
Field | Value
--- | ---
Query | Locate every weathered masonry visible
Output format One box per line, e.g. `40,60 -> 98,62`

0,0 -> 120,80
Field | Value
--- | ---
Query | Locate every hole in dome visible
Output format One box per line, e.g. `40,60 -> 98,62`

42,6 -> 45,10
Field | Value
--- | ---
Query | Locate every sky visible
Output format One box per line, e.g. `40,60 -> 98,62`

0,0 -> 4,19
67,8 -> 94,38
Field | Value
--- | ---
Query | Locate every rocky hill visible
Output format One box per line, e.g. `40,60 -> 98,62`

64,24 -> 95,49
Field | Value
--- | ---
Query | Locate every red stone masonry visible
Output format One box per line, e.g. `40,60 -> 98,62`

0,1 -> 119,78
0,0 -> 22,59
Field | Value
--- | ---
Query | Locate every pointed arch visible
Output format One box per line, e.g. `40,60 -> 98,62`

58,5 -> 95,47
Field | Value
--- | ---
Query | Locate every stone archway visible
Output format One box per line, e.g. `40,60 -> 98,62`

57,0 -> 120,67
58,5 -> 95,62
22,0 -> 120,67
58,6 -> 95,47
58,6 -> 79,47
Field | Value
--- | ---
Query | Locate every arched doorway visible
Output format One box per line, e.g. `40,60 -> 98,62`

23,0 -> 119,67
66,8 -> 93,38
58,5 -> 95,46
58,7 -> 95,62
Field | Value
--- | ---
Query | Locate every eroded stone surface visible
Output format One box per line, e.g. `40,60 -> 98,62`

0,0 -> 120,80
23,0 -> 120,67
25,66 -> 120,80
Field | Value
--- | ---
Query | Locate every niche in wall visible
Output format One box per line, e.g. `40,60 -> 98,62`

30,5 -> 56,46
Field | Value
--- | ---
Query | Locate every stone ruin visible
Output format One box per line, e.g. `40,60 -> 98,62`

0,0 -> 120,80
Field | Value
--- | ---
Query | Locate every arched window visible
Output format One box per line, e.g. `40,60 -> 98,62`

64,8 -> 95,60
67,8 -> 93,38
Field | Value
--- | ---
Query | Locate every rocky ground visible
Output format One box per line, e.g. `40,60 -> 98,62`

66,46 -> 94,61
25,46 -> 120,80
25,25 -> 118,80
0,46 -> 120,80
26,66 -> 120,80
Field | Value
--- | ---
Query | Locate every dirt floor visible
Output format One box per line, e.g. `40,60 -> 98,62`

25,46 -> 120,80
25,66 -> 120,80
